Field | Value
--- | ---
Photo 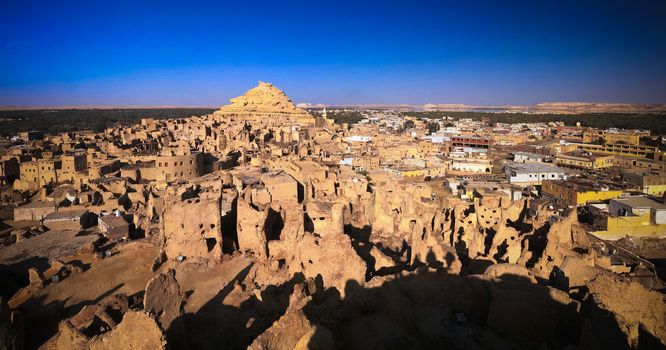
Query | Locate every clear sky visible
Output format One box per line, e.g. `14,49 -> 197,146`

1,0 -> 665,106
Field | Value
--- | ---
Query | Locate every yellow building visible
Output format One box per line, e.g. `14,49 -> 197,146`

542,179 -> 624,206
622,171 -> 666,196
554,153 -> 614,170
592,196 -> 666,239
570,143 -> 661,159
582,129 -> 641,146
491,133 -> 528,145
613,157 -> 666,172
398,168 -> 426,177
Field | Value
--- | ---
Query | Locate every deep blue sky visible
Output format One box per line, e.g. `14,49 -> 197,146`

1,0 -> 665,106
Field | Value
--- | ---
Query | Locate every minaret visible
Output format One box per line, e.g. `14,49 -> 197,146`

322,108 -> 327,118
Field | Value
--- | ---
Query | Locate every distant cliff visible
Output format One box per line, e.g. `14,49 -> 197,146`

424,102 -> 666,114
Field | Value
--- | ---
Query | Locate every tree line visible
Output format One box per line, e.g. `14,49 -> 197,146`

0,109 -> 217,136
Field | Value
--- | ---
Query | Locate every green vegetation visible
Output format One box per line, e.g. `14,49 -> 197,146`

0,108 -> 216,136
426,121 -> 440,134
325,110 -> 365,125
403,111 -> 666,135
403,119 -> 415,129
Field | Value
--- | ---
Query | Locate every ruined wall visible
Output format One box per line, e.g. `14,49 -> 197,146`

162,188 -> 223,262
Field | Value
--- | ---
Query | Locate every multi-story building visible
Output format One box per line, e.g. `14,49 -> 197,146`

613,157 -> 666,172
18,159 -> 60,189
622,171 -> 666,196
554,153 -> 614,170
582,129 -> 643,146
542,179 -> 624,206
569,142 -> 661,159
504,162 -> 567,186
450,136 -> 491,149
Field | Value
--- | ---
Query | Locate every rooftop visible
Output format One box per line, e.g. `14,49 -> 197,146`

612,196 -> 666,210
545,179 -> 624,192
505,162 -> 566,174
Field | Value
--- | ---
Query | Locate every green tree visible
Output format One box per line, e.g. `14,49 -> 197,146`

427,121 -> 440,134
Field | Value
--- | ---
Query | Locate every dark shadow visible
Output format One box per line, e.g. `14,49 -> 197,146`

525,222 -> 551,268
168,264 -> 307,349
167,266 -> 304,349
303,212 -> 314,234
264,207 -> 284,241
506,199 -> 532,233
21,282 -> 125,349
296,182 -> 305,203
482,227 -> 497,256
0,256 -> 51,299
297,271 -> 639,350
221,196 -> 238,254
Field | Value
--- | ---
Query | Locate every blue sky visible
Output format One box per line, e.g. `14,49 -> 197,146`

1,0 -> 665,106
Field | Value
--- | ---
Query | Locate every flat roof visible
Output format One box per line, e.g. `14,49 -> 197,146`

513,151 -> 542,157
544,179 -> 624,191
613,196 -> 666,210
505,162 -> 565,173
44,210 -> 88,221
261,171 -> 296,185
100,215 -> 130,228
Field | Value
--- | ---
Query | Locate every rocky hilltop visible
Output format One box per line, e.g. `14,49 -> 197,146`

214,81 -> 317,126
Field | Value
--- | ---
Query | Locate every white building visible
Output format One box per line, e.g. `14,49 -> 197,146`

504,162 -> 566,186
450,159 -> 492,173
344,135 -> 372,143
513,151 -> 543,163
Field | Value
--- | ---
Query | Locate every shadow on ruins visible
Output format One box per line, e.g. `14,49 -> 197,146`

159,265 -> 664,350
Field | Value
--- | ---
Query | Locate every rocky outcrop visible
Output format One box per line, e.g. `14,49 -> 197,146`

248,309 -> 335,350
485,280 -> 580,343
144,269 -> 183,330
53,293 -> 166,350
287,232 -> 366,297
56,311 -> 166,350
214,82 -> 316,127
582,273 -> 666,348
248,282 -> 335,350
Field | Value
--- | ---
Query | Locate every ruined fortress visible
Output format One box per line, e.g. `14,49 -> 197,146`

0,82 -> 664,350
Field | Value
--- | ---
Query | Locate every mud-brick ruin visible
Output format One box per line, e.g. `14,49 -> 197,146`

0,82 -> 664,350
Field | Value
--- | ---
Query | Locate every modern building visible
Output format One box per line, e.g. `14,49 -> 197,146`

569,142 -> 661,159
582,129 -> 642,146
541,179 -> 624,206
592,196 -> 666,239
450,136 -> 491,149
622,171 -> 666,196
504,162 -> 567,186
554,153 -> 614,170
512,152 -> 544,163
